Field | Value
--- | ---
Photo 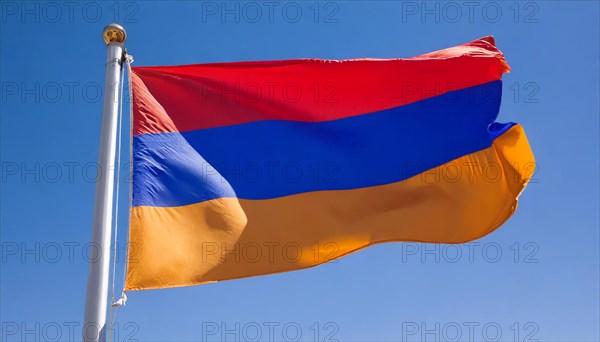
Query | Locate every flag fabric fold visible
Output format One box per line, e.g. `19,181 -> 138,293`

125,36 -> 534,291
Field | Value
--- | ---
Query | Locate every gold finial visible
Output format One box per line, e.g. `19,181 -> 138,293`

102,23 -> 126,45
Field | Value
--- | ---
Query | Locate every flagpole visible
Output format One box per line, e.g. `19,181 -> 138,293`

83,23 -> 126,342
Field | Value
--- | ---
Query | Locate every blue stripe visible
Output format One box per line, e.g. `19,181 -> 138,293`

133,81 -> 513,207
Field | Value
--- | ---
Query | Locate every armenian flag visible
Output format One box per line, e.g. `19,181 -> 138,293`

125,36 -> 534,290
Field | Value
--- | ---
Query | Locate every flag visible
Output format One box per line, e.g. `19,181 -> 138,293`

125,36 -> 534,290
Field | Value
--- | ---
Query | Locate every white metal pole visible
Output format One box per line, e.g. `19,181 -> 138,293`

83,23 -> 126,342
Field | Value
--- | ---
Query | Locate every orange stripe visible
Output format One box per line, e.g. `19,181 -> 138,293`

125,125 -> 534,291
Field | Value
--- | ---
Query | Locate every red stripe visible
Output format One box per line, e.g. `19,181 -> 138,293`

132,36 -> 509,135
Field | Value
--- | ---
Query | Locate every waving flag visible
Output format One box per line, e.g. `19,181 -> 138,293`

125,36 -> 534,290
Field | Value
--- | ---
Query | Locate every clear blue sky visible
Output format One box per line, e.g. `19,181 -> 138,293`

1,1 -> 598,341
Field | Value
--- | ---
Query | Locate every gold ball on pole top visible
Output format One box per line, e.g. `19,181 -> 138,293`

102,23 -> 126,45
